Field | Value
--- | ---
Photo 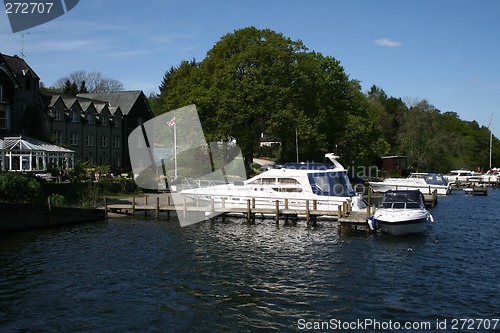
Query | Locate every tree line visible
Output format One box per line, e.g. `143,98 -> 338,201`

152,26 -> 498,174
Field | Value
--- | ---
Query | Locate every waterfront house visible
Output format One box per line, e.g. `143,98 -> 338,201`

0,51 -> 154,173
0,52 -> 75,172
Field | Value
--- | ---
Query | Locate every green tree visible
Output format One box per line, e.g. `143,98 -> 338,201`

159,27 -> 389,172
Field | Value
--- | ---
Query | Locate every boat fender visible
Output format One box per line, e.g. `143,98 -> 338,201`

428,213 -> 434,223
367,216 -> 377,231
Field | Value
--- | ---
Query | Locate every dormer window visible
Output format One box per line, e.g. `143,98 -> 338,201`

86,113 -> 93,125
54,109 -> 62,121
0,83 -> 4,101
102,115 -> 108,126
72,111 -> 78,123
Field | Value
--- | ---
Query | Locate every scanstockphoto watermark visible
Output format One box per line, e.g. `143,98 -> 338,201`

298,318 -> 432,331
297,318 -> 500,331
4,0 -> 79,32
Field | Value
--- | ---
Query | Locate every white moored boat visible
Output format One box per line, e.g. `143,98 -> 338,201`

368,190 -> 434,236
444,170 -> 482,184
180,153 -> 367,215
369,173 -> 450,195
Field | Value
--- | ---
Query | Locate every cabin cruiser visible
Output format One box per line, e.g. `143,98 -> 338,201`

368,190 -> 434,236
180,153 -> 367,214
444,170 -> 482,184
369,173 -> 450,195
480,168 -> 500,183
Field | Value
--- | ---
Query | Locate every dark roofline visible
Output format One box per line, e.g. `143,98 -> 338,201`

0,52 -> 40,79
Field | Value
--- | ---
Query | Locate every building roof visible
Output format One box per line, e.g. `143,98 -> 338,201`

0,136 -> 74,153
78,91 -> 146,115
0,53 -> 40,79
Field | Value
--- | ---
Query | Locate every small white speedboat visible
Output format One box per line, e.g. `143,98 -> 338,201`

368,190 -> 434,236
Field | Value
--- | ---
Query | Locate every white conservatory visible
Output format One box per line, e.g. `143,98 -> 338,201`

0,136 -> 74,172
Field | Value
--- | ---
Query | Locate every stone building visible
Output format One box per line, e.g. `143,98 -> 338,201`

0,52 -> 154,172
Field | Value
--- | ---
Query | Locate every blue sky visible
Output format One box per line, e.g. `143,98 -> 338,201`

1,0 -> 499,138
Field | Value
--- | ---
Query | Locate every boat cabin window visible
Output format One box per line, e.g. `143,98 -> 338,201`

278,178 -> 299,184
249,178 -> 276,185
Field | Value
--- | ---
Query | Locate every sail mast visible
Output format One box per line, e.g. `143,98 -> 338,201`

489,114 -> 493,170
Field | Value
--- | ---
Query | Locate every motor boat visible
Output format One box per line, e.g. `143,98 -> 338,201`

369,173 -> 450,195
367,190 -> 434,236
444,170 -> 482,184
480,168 -> 500,183
180,153 -> 367,215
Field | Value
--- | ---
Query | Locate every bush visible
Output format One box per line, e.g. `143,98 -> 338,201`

0,172 -> 43,204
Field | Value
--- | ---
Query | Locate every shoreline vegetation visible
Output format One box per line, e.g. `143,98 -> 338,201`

0,161 -> 140,209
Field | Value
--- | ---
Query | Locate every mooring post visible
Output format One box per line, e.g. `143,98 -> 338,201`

104,196 -> 108,220
305,199 -> 310,226
166,195 -> 171,219
247,199 -> 251,223
252,197 -> 256,209
156,197 -> 160,219
183,197 -> 187,220
144,195 -> 148,218
47,196 -> 53,226
285,198 -> 289,209
132,196 -> 136,217
222,197 -> 226,208
275,200 -> 280,225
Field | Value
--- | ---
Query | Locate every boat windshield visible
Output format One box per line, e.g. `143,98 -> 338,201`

381,191 -> 424,209
424,173 -> 448,186
308,172 -> 356,197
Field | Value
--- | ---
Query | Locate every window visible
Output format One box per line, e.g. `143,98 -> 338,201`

54,131 -> 62,144
113,156 -> 120,168
114,117 -> 120,128
100,156 -> 107,165
102,116 -> 108,126
100,136 -> 108,148
72,112 -> 78,123
0,104 -> 9,129
86,113 -> 93,125
0,83 -> 4,101
113,136 -> 120,148
70,133 -> 78,146
54,109 -> 62,121
86,134 -> 94,147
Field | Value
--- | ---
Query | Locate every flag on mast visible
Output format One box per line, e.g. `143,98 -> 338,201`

167,116 -> 178,178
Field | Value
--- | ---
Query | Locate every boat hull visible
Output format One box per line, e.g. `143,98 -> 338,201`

374,209 -> 429,236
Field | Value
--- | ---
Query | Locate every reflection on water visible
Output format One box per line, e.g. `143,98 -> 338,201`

1,191 -> 500,331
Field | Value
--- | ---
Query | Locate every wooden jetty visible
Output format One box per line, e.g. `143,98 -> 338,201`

106,194 -> 373,232
464,186 -> 488,196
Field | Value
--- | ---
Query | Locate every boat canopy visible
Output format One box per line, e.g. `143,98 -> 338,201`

381,190 -> 424,209
308,172 -> 356,197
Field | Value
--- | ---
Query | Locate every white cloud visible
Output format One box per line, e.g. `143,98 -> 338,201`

374,38 -> 402,47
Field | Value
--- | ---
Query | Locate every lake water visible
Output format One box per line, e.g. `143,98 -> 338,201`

1,189 -> 500,332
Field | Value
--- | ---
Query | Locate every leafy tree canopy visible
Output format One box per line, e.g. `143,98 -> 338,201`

159,27 -> 388,171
